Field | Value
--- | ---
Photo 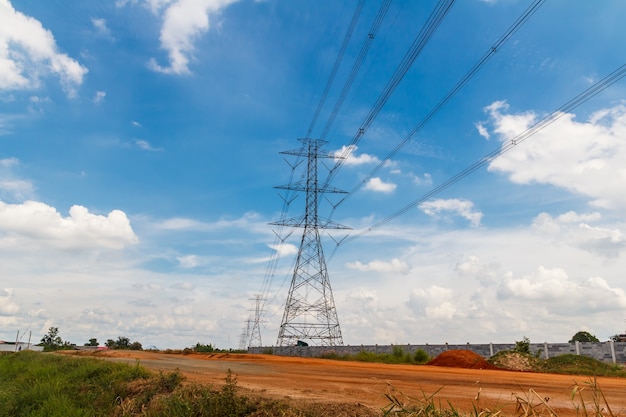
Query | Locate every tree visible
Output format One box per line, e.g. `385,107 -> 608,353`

40,327 -> 73,351
513,336 -> 531,354
84,338 -> 98,347
115,336 -> 130,349
569,331 -> 599,343
105,336 -> 142,350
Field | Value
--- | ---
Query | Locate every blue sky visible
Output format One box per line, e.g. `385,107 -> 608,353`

1,0 -> 626,349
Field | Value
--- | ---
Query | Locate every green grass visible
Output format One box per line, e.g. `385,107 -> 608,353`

538,354 -> 626,377
0,352 -> 380,417
320,346 -> 432,365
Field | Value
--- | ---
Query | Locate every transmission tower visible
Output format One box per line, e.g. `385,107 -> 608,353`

271,138 -> 350,347
249,294 -> 263,347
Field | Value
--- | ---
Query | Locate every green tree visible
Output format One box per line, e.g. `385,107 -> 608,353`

40,327 -> 64,351
84,338 -> 98,347
514,336 -> 531,354
569,331 -> 599,343
105,336 -> 142,350
114,336 -> 130,349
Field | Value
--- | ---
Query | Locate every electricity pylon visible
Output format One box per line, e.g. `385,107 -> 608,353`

271,138 -> 350,347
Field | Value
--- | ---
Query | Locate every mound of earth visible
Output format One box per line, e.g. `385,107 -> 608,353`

488,351 -> 539,371
427,350 -> 500,370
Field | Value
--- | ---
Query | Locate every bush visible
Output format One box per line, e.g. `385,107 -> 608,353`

514,336 -> 531,354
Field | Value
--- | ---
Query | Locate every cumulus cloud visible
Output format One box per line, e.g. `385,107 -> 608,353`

346,258 -> 410,274
363,177 -> 396,193
122,0 -> 240,75
498,266 -> 626,313
333,145 -> 380,166
419,198 -> 483,227
482,101 -> 626,209
407,285 -> 457,320
532,211 -> 625,258
0,0 -> 88,96
0,200 -> 138,250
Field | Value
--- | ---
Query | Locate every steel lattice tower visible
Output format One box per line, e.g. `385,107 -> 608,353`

272,138 -> 349,347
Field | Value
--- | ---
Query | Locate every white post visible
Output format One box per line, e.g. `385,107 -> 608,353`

575,340 -> 580,355
14,330 -> 19,352
543,342 -> 549,359
489,343 -> 494,357
609,340 -> 617,364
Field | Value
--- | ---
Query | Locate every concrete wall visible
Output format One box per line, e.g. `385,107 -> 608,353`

0,342 -> 44,352
248,341 -> 626,364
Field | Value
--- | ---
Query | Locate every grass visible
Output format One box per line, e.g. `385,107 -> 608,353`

320,346 -> 432,365
537,354 -> 626,377
0,352 -> 379,417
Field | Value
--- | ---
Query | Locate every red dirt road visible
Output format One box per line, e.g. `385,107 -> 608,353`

74,350 -> 626,416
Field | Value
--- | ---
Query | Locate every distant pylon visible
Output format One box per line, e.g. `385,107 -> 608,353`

249,294 -> 263,347
271,138 -> 350,347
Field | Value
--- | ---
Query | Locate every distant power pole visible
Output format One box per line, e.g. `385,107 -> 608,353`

249,294 -> 263,347
272,138 -> 349,347
238,294 -> 264,350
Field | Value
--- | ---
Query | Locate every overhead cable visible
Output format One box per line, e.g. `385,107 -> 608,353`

323,0 -> 456,186
340,64 -> 626,246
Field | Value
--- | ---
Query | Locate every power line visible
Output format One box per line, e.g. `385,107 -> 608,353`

319,0 -> 393,140
323,0 -> 456,187
333,64 -> 626,252
306,0 -> 365,138
342,0 -> 545,202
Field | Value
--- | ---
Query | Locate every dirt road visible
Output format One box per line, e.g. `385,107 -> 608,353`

75,350 -> 626,416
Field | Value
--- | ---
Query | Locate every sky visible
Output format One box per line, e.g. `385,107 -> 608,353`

1,0 -> 626,350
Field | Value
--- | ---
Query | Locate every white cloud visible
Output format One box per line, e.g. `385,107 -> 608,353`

93,91 -> 106,103
0,200 -> 138,250
333,145 -> 380,166
0,0 -> 88,96
483,102 -> 626,210
475,122 -> 490,139
177,254 -> 199,268
412,172 -> 432,186
268,242 -> 298,257
91,18 -> 112,37
0,157 -> 35,201
154,212 -> 262,232
407,286 -> 457,320
346,258 -> 410,274
363,177 -> 396,193
132,0 -> 240,75
532,211 -> 625,258
136,139 -> 162,151
0,288 -> 19,315
419,198 -> 483,227
498,266 -> 626,313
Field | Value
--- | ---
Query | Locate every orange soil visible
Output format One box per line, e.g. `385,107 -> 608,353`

65,350 -> 626,416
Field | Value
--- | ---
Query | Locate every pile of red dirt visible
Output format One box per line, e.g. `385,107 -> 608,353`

427,350 -> 500,370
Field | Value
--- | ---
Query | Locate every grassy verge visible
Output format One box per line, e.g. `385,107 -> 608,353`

0,351 -> 379,417
538,354 -> 626,377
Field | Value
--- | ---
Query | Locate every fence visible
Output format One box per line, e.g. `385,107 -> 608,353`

248,341 -> 626,364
